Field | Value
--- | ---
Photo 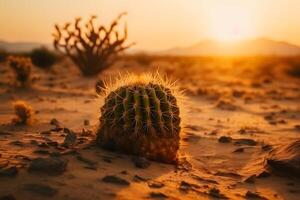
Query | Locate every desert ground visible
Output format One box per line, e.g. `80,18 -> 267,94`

0,56 -> 299,200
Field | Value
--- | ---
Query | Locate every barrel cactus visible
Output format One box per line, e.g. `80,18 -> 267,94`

96,74 -> 182,164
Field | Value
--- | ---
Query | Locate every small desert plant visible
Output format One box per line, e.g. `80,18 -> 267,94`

96,74 -> 183,164
7,56 -> 32,87
12,101 -> 33,125
30,47 -> 59,69
53,13 -> 134,76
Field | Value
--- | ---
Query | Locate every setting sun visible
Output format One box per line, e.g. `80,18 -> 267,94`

207,4 -> 256,42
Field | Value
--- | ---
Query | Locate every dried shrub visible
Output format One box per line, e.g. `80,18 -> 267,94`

12,101 -> 33,125
30,47 -> 59,69
7,56 -> 32,87
53,13 -> 134,76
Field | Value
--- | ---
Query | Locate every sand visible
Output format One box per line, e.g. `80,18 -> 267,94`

0,57 -> 299,200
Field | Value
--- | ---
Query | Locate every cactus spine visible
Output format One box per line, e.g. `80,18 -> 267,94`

97,75 -> 182,164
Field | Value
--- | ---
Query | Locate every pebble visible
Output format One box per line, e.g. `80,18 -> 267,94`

149,192 -> 168,199
102,175 -> 130,186
148,181 -> 165,189
23,183 -> 58,197
62,131 -> 77,147
245,191 -> 267,199
28,157 -> 68,175
218,136 -> 232,143
131,157 -> 151,169
234,138 -> 257,146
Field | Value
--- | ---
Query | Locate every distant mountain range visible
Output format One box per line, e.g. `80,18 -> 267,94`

159,38 -> 300,56
1,38 -> 300,56
0,40 -> 51,52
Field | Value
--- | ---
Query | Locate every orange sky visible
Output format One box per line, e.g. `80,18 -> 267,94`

0,0 -> 300,50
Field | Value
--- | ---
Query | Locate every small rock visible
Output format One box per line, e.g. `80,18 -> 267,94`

149,192 -> 168,199
208,188 -> 228,199
50,118 -> 60,126
245,191 -> 267,199
179,181 -> 199,192
233,148 -> 244,153
132,157 -> 151,169
218,136 -> 232,143
23,183 -> 58,197
262,144 -> 273,151
83,119 -> 90,126
76,155 -> 97,166
102,175 -> 130,186
28,157 -> 68,175
234,138 -> 257,146
62,131 -> 77,147
0,166 -> 18,177
148,181 -> 165,188
133,175 -> 148,182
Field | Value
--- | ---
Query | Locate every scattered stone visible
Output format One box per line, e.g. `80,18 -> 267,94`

179,181 -> 199,192
28,157 -> 68,175
133,175 -> 148,182
76,155 -> 97,166
50,118 -> 60,126
0,194 -> 16,200
215,99 -> 238,111
183,132 -> 201,142
83,119 -> 90,126
149,192 -> 168,199
0,166 -> 18,177
234,138 -> 257,146
132,157 -> 151,169
233,147 -> 244,153
23,183 -> 58,197
267,139 -> 300,178
62,131 -> 77,147
148,181 -> 165,188
208,188 -> 228,199
191,174 -> 218,184
245,191 -> 267,199
262,144 -> 273,151
218,136 -> 232,143
102,175 -> 130,186
101,155 -> 113,163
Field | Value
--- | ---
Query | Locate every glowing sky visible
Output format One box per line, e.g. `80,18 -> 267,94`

0,0 -> 300,50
